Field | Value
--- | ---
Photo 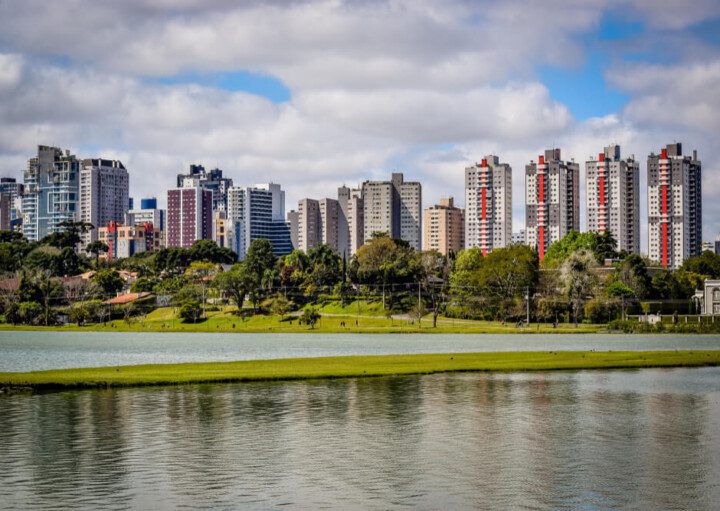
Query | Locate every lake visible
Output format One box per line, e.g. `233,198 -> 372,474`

1,367 -> 719,509
2,331 -> 720,372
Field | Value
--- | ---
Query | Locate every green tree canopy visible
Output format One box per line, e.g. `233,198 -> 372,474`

542,230 -> 618,268
680,251 -> 720,279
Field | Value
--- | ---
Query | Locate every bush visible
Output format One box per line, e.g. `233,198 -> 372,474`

68,300 -> 103,325
17,301 -> 43,325
301,306 -> 320,329
584,297 -> 620,323
179,300 -> 202,323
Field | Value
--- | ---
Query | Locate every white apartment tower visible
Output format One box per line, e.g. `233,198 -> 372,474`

647,143 -> 702,269
79,158 -> 130,245
525,149 -> 580,260
361,172 -> 421,250
464,155 -> 512,254
586,144 -> 640,253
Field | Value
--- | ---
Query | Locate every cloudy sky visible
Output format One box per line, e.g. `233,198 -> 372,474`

1,0 -> 719,249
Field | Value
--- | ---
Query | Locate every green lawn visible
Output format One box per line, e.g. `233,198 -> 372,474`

0,306 -> 603,334
2,350 -> 718,391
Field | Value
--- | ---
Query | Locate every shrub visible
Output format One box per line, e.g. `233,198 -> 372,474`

17,301 -> 43,325
179,299 -> 202,323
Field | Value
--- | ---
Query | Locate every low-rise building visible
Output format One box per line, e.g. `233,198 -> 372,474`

98,221 -> 162,260
695,280 -> 720,315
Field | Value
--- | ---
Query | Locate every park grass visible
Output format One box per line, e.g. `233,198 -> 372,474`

1,350 -> 718,391
0,306 -> 603,334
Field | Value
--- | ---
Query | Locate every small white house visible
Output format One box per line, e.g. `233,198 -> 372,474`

695,279 -> 720,315
638,313 -> 662,325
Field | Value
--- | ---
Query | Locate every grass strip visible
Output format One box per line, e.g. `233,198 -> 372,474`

1,350 -> 719,391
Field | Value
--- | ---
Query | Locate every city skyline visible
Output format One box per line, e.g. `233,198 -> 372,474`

0,1 -> 719,251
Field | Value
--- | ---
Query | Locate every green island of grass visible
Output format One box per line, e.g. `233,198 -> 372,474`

2,350 -> 719,391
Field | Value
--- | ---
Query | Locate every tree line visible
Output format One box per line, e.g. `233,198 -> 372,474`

2,223 -> 720,327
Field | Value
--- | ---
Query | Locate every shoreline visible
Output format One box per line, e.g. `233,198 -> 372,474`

2,350 -> 719,392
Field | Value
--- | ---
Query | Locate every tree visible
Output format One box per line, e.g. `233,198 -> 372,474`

86,241 -> 109,269
92,269 -> 125,296
680,251 -> 720,279
350,234 -> 423,310
542,230 -> 617,268
449,244 -> 538,321
301,306 -> 320,329
307,244 -> 342,287
245,239 -> 276,276
35,270 -> 64,326
612,254 -> 652,299
41,221 -> 93,250
420,250 -> 451,327
188,239 -> 237,264
17,301 -> 43,325
269,294 -> 292,320
130,276 -> 156,293
184,261 -> 219,318
408,301 -> 427,326
606,281 -> 635,320
214,265 -> 250,312
559,249 -> 598,324
179,299 -> 202,323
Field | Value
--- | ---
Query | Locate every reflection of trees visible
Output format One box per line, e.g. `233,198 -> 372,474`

1,370 -> 717,509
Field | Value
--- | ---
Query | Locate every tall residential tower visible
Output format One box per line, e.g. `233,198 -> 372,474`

79,158 -> 130,245
585,144 -> 640,254
647,143 -> 702,269
525,148 -> 580,260
464,155 -> 512,254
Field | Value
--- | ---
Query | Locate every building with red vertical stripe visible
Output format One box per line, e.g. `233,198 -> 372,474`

648,143 -> 702,269
464,155 -> 512,254
586,144 -> 640,254
525,148 -> 579,260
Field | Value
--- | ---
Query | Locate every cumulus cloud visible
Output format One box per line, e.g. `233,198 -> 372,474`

0,0 -> 718,246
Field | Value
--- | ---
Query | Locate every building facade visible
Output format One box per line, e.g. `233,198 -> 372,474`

226,183 -> 292,259
0,193 -> 10,231
586,144 -> 640,253
464,155 -> 512,254
525,148 -> 580,260
126,198 -> 166,232
423,197 -> 464,256
0,177 -> 24,230
22,145 -> 80,242
166,184 -> 213,248
297,198 -> 321,252
338,185 -> 364,256
647,143 -> 702,269
99,221 -> 162,259
176,164 -> 233,212
79,158 -> 129,245
361,172 -> 421,250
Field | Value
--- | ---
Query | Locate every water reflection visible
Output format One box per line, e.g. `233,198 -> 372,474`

1,368 -> 719,510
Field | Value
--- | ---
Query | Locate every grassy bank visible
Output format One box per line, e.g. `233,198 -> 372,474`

0,306 -> 603,334
2,350 -> 719,391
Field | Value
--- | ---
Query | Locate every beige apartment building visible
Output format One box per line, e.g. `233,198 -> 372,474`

361,172 -> 421,250
423,197 -> 464,256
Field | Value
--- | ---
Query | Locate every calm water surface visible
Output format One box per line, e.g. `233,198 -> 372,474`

2,331 -> 720,372
1,367 -> 719,510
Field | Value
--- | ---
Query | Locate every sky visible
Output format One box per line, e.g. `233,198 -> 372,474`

1,0 -> 719,251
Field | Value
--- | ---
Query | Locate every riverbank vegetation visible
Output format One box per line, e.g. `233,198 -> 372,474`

2,351 -> 719,391
2,225 -> 720,332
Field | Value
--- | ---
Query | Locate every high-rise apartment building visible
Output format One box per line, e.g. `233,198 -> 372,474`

361,172 -> 421,250
423,197 -> 464,256
464,155 -> 512,254
0,193 -> 10,231
337,185 -> 364,256
287,210 -> 299,250
525,148 -> 580,260
297,198 -> 321,252
176,164 -> 233,212
648,143 -> 702,269
297,197 -> 340,253
0,177 -> 24,229
586,144 -> 640,253
22,145 -> 80,242
79,158 -> 129,245
166,183 -> 212,248
226,183 -> 292,259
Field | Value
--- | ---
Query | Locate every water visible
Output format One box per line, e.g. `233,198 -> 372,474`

2,331 -> 720,372
1,367 -> 719,509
